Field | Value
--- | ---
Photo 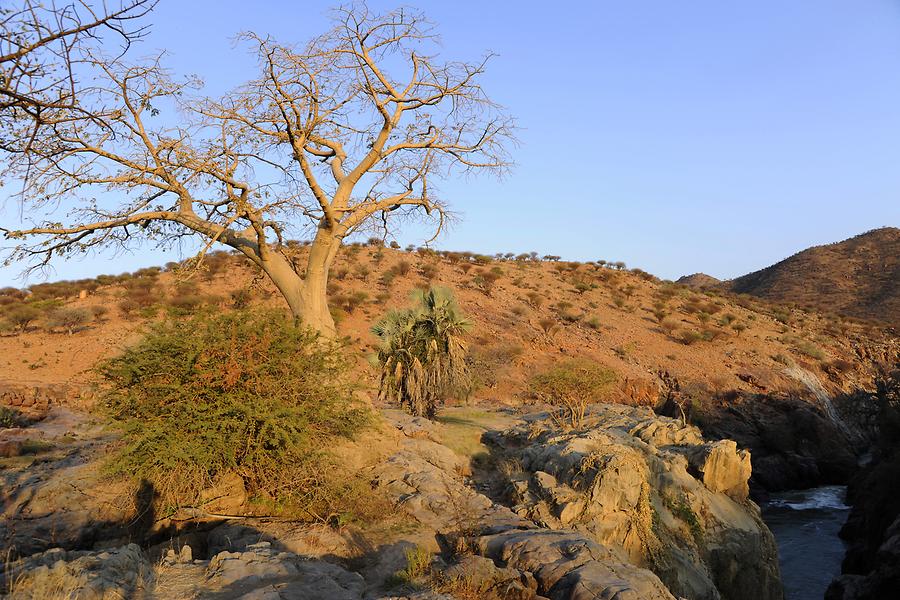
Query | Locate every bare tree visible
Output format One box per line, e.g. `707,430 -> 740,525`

1,0 -> 156,153
1,4 -> 515,336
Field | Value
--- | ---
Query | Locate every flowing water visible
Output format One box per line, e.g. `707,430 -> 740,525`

762,485 -> 850,600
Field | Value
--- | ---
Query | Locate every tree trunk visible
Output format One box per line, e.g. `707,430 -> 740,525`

256,225 -> 341,337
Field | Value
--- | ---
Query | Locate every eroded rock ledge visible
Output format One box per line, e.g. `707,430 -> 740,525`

3,404 -> 783,600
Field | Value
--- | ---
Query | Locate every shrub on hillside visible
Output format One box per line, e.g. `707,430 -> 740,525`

89,305 -> 109,322
419,263 -> 439,281
529,360 -> 617,428
354,265 -> 371,281
585,315 -> 602,330
0,287 -> 26,307
372,287 -> 471,419
166,294 -> 207,315
46,307 -> 91,334
99,309 -> 370,514
659,318 -> 680,337
473,269 -> 500,295
678,330 -> 703,346
525,291 -> 543,309
334,291 -> 370,314
231,288 -> 254,309
394,260 -> 412,276
4,304 -> 41,333
537,317 -> 558,337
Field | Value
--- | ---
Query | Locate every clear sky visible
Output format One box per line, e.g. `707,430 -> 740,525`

2,0 -> 899,286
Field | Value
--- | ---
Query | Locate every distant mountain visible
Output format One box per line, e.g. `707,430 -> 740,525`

676,273 -> 723,290
729,227 -> 900,326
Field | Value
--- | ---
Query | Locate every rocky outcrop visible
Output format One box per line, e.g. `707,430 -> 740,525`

680,391 -> 862,493
827,366 -> 900,600
827,512 -> 900,600
0,380 -> 95,417
1,405 -> 782,600
484,405 -> 782,600
0,409 -> 133,558
373,411 -> 679,600
3,543 -> 150,599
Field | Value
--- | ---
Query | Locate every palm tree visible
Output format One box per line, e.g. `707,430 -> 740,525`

372,287 -> 471,418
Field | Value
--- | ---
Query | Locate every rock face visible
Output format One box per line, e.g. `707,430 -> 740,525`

681,391 -> 862,493
826,367 -> 900,600
688,440 -> 752,501
373,413 -> 678,600
1,405 -> 782,600
484,405 -> 782,600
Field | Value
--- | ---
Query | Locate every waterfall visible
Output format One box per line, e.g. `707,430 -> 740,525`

783,366 -> 850,437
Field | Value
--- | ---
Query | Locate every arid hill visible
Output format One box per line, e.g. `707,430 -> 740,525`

729,227 -> 900,327
676,273 -> 723,290
2,243 -> 895,408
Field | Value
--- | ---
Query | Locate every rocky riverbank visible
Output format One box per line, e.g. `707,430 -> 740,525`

2,404 -> 783,599
825,365 -> 900,600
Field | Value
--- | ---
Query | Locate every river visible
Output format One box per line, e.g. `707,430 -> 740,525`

762,485 -> 850,600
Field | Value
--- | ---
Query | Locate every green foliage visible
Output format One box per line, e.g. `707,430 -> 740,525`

0,406 -> 24,428
99,309 -> 369,512
663,493 -> 703,543
390,546 -> 433,585
780,335 -> 826,360
585,315 -> 602,330
772,307 -> 791,324
372,287 -> 471,419
529,359 -> 617,427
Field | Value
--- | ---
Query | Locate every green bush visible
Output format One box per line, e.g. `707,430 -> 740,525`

99,309 -> 370,513
0,406 -> 25,428
529,359 -> 617,427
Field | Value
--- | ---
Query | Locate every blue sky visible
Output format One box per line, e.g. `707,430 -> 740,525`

2,0 -> 899,286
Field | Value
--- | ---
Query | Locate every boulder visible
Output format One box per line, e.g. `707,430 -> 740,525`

487,404 -> 782,600
688,440 -> 752,501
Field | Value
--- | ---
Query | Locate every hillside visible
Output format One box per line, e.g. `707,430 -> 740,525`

1,243 -> 894,408
676,273 -> 723,290
729,227 -> 900,327
2,242 -> 899,600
